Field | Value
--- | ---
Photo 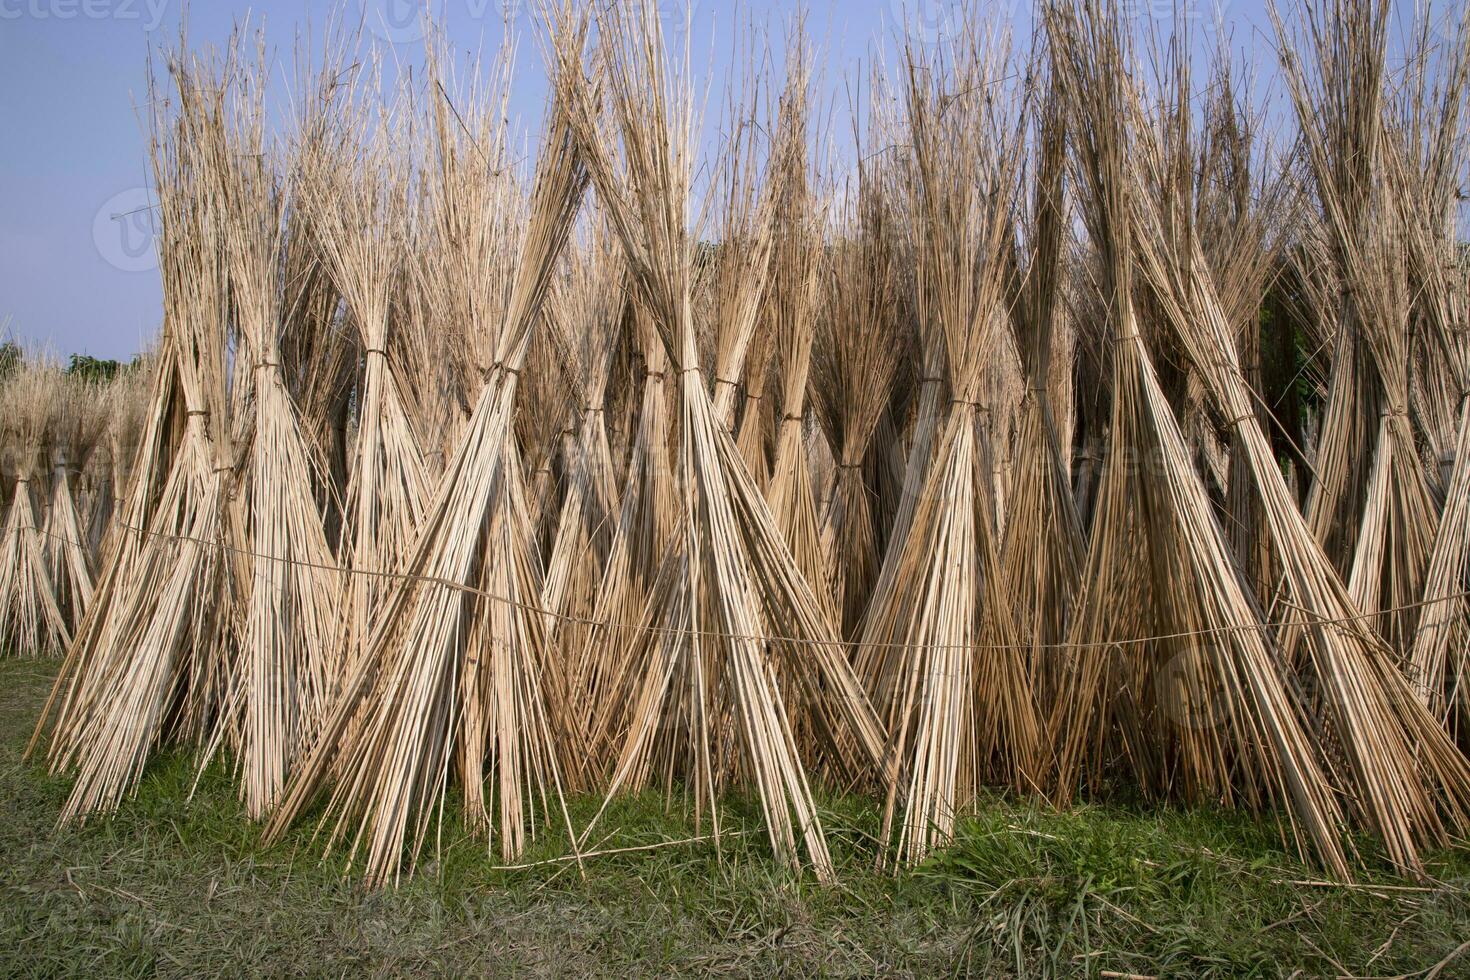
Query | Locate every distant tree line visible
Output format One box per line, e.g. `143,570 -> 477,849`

0,342 -> 144,385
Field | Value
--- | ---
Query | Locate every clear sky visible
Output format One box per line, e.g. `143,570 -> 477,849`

0,0 -> 1293,361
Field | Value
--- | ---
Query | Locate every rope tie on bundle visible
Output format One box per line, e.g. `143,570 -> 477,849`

487,362 -> 521,382
1225,410 -> 1257,428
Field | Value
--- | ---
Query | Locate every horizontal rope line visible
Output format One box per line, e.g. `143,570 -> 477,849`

32,517 -> 1470,657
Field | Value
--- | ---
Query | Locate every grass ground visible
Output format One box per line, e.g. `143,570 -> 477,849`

2,658 -> 1468,978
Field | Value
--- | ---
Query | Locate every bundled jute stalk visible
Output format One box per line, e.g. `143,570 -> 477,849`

855,189 -> 949,674
557,0 -> 888,882
93,359 -> 154,556
394,207 -> 460,483
574,303 -> 675,769
1045,0 -> 1351,876
0,361 -> 70,657
998,76 -> 1084,708
209,41 -> 341,818
45,374 -> 108,634
1252,0 -> 1470,873
299,60 -> 429,683
272,165 -> 356,553
764,38 -> 836,634
262,31 -> 590,882
1189,60 -> 1289,612
853,25 -> 1045,866
1297,3 -> 1436,658
762,44 -> 843,760
1067,0 -> 1470,877
813,130 -> 904,640
538,231 -> 626,692
1388,10 -> 1470,729
36,45 -> 237,821
717,75 -> 781,492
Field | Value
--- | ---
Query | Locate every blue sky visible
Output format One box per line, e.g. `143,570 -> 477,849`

0,0 -> 1291,361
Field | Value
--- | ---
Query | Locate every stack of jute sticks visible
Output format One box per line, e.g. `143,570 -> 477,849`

18,0 -> 1470,886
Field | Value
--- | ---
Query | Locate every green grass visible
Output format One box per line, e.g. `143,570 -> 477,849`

2,658 -> 1468,977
